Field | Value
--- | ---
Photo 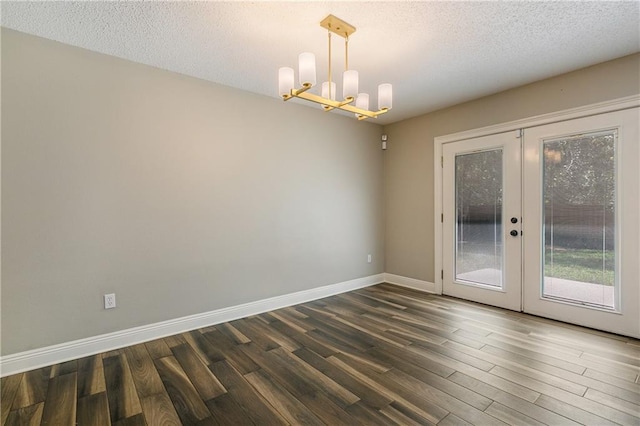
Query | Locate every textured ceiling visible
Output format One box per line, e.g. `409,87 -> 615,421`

2,1 -> 639,125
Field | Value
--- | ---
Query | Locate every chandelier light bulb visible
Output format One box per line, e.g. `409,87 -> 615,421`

278,67 -> 294,98
322,81 -> 336,100
355,93 -> 369,117
298,52 -> 316,87
378,83 -> 393,110
343,70 -> 359,100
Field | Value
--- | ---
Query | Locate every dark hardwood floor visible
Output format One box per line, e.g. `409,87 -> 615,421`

2,283 -> 639,425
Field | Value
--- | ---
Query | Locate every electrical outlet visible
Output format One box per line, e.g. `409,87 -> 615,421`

367,254 -> 372,263
104,293 -> 116,309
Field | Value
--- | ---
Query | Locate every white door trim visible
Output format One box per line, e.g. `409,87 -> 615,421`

434,95 -> 640,297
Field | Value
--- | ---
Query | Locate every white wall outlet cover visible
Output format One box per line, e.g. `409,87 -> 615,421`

104,293 -> 116,309
367,254 -> 372,263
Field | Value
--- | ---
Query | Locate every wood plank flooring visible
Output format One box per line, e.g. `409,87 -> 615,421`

2,283 -> 639,425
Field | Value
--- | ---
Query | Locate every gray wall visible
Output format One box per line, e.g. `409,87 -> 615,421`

383,53 -> 640,283
3,27 -> 639,357
1,29 -> 385,355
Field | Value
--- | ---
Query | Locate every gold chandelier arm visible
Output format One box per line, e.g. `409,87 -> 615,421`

340,104 -> 389,119
293,83 -> 313,96
282,83 -> 313,101
322,96 -> 355,112
292,90 -> 351,108
289,88 -> 388,120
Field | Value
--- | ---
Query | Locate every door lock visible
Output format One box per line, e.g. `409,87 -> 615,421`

510,230 -> 519,237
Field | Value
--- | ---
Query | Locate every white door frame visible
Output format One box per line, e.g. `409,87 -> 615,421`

434,95 -> 639,296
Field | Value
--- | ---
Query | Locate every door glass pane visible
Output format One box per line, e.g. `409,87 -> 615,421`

455,149 -> 503,287
543,131 -> 616,309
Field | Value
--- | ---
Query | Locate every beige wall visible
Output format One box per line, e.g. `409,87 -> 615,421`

383,53 -> 640,283
3,27 -> 639,357
1,29 -> 384,355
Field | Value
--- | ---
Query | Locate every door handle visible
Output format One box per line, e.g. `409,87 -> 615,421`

510,230 -> 519,237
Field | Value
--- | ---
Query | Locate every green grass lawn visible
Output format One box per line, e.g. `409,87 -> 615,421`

457,244 -> 615,286
545,248 -> 614,286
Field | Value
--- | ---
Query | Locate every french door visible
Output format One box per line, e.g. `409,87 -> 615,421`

442,108 -> 640,337
442,131 -> 522,311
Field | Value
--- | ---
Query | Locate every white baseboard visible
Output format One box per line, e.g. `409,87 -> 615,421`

0,274 -> 384,377
384,273 -> 436,294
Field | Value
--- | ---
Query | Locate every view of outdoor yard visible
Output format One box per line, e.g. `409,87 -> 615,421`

544,248 -> 614,286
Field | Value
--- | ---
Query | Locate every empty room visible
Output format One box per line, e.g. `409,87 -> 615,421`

1,2 -> 639,425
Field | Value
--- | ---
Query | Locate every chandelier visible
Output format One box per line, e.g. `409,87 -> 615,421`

278,15 -> 392,121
